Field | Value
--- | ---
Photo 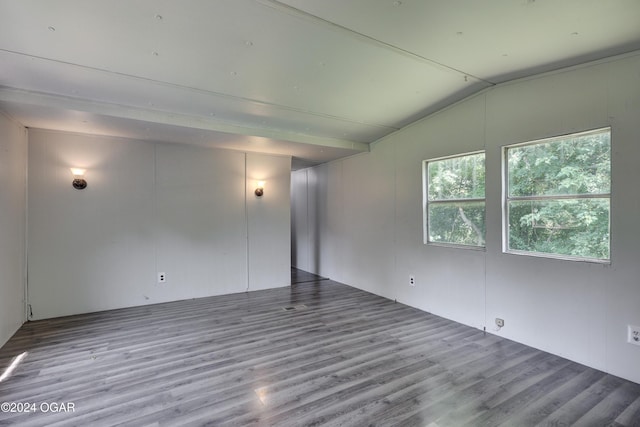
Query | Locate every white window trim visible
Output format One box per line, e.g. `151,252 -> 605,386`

423,150 -> 486,249
501,127 -> 611,264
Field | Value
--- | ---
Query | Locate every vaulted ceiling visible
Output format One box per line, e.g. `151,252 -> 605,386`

1,0 -> 639,169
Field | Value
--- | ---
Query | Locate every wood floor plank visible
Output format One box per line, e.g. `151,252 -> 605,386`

371,351 -> 561,426
1,274 -> 639,426
492,367 -> 607,426
533,374 -> 630,426
572,381 -> 640,426
613,395 -> 640,427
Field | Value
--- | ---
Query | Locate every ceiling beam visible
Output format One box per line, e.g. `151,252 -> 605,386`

0,87 -> 370,152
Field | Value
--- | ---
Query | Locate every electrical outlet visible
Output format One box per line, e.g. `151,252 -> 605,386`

157,272 -> 166,284
409,275 -> 415,286
495,318 -> 505,328
628,325 -> 640,346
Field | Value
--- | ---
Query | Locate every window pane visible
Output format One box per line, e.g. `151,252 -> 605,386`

428,201 -> 486,246
428,153 -> 485,201
508,198 -> 610,260
508,130 -> 610,197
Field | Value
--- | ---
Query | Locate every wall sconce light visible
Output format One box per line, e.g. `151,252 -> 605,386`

70,168 -> 87,190
255,181 -> 265,197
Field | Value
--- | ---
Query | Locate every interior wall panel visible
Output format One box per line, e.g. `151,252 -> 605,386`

291,169 -> 309,270
315,162 -> 345,280
391,94 -> 487,329
483,60 -> 613,373
246,152 -> 291,291
0,113 -> 27,348
28,131 -> 157,319
155,144 -> 247,299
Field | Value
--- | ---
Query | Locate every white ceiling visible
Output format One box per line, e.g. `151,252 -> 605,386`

1,0 -> 639,169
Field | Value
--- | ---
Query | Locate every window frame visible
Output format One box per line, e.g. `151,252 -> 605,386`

423,150 -> 486,249
501,127 -> 611,263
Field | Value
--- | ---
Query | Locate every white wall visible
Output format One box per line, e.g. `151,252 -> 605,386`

28,130 -> 290,320
292,52 -> 640,384
291,169 -> 309,270
247,152 -> 292,291
0,113 -> 27,348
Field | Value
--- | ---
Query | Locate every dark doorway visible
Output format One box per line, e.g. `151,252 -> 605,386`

291,267 -> 327,285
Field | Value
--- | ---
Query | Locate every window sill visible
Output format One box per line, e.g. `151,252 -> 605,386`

504,249 -> 611,265
426,241 -> 486,251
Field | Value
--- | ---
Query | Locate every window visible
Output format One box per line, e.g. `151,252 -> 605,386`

504,128 -> 611,261
424,152 -> 485,247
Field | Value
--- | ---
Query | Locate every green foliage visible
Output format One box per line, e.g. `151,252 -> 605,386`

428,153 -> 485,200
427,153 -> 485,246
424,130 -> 610,258
507,130 -> 610,260
429,202 -> 485,246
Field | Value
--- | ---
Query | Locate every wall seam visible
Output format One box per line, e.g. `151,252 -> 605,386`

153,144 -> 158,289
305,169 -> 310,271
23,127 -> 29,322
245,153 -> 250,292
483,93 -> 488,331
393,139 -> 398,301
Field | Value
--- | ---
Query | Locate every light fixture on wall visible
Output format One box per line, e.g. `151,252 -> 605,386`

255,181 -> 265,197
70,168 -> 87,190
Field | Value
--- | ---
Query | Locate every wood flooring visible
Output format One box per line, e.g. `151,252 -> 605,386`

0,269 -> 639,426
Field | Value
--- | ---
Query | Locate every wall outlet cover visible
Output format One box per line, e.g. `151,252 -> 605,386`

628,325 -> 640,346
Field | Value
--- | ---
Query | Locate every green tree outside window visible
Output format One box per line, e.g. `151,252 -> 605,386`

425,152 -> 486,247
505,128 -> 611,261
